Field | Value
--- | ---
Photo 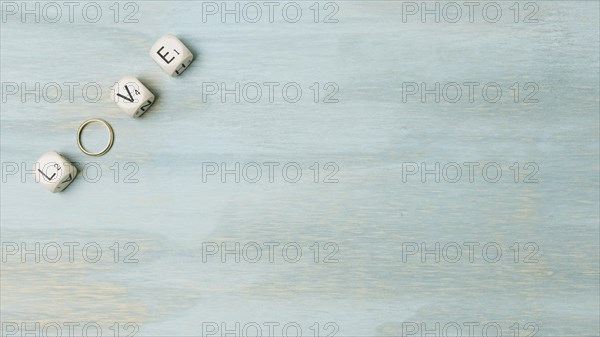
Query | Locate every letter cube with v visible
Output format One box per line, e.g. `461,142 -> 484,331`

35,151 -> 78,193
113,76 -> 155,117
150,35 -> 193,76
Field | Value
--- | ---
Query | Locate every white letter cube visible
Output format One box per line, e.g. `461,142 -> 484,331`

113,76 -> 155,117
35,151 -> 78,193
150,34 -> 193,76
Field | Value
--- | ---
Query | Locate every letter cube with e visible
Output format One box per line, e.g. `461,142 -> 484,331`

113,76 -> 155,117
150,34 -> 193,76
35,151 -> 78,193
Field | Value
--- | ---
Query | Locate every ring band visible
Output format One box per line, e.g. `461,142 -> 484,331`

77,118 -> 114,156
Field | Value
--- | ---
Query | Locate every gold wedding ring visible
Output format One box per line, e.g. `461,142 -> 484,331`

77,119 -> 114,156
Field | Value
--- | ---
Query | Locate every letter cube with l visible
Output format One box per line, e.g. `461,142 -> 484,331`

35,151 -> 78,193
113,76 -> 155,117
150,34 -> 193,76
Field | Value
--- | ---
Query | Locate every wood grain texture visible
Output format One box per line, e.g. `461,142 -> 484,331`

1,1 -> 599,336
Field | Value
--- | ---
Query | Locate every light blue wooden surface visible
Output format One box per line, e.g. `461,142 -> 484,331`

1,1 -> 599,336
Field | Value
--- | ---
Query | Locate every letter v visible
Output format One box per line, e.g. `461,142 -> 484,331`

117,85 -> 135,103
